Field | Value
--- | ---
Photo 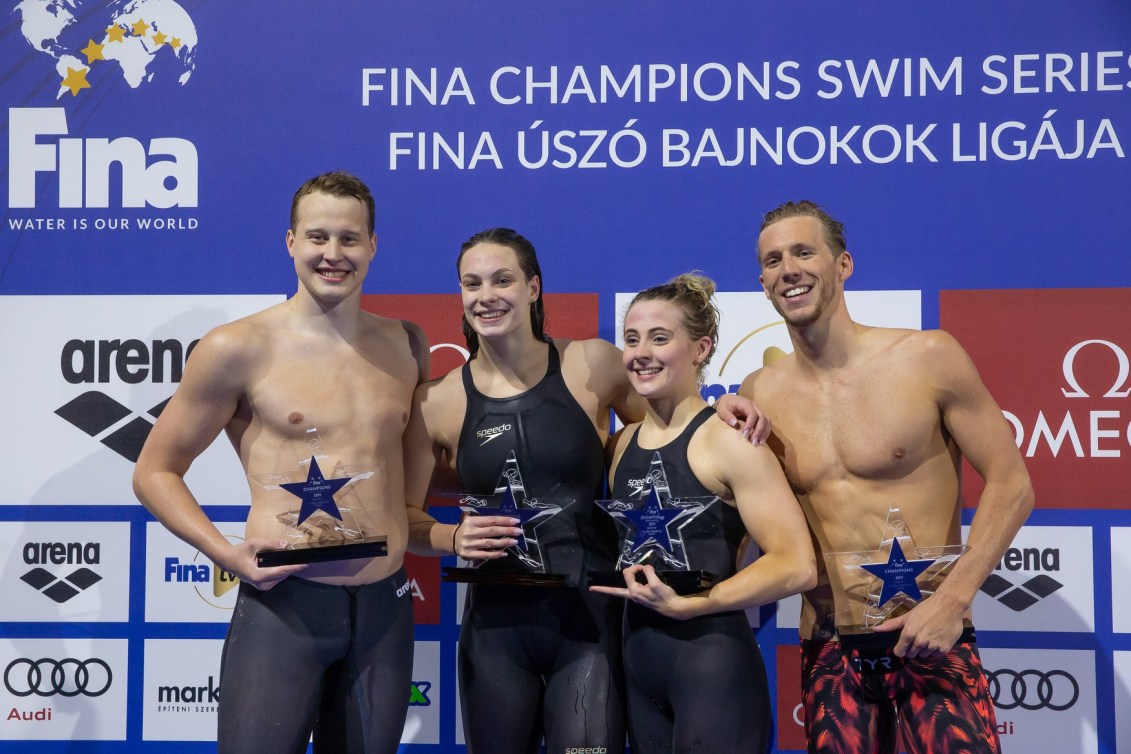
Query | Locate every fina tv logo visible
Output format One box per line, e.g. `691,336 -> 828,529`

54,336 -> 199,463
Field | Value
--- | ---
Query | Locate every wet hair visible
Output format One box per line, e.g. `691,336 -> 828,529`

627,272 -> 719,380
456,228 -> 547,358
759,200 -> 846,263
289,170 -> 376,236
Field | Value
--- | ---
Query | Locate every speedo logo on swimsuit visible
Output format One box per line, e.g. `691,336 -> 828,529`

565,749 -> 608,754
979,546 -> 1063,612
476,423 -> 512,445
626,470 -> 663,497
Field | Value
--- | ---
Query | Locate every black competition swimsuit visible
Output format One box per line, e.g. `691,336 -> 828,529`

217,569 -> 413,754
455,341 -> 625,754
612,406 -> 771,754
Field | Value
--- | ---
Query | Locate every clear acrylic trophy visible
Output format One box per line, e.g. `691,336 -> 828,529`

442,450 -> 569,587
825,506 -> 968,635
591,451 -> 719,596
247,428 -> 387,567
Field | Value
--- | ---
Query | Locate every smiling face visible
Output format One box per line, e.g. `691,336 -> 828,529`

286,191 -> 376,306
622,299 -> 712,401
458,242 -> 540,344
758,215 -> 853,328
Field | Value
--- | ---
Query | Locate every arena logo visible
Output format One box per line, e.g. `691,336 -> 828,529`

19,540 -> 103,604
1003,339 -> 1130,460
985,668 -> 1079,712
979,546 -> 1062,611
54,336 -> 198,463
4,657 -> 112,698
7,108 -> 198,211
409,680 -> 432,707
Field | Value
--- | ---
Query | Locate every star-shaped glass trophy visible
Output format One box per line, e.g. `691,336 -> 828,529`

825,506 -> 969,635
591,451 -> 719,596
442,451 -> 569,587
247,428 -> 387,567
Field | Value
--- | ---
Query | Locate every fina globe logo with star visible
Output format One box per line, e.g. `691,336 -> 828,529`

15,0 -> 199,99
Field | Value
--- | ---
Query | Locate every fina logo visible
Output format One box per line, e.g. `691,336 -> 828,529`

8,108 -> 198,210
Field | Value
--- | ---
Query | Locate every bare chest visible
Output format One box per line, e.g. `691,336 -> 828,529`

767,372 -> 943,492
245,346 -> 415,449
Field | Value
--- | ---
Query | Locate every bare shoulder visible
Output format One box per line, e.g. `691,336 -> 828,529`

185,308 -> 277,379
559,336 -> 622,373
879,328 -> 972,376
738,353 -> 796,402
413,367 -> 465,428
558,336 -> 629,400
358,311 -> 430,372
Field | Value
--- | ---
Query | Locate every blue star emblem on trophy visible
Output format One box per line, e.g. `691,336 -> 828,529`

621,485 -> 686,555
471,475 -> 543,552
459,450 -> 563,572
279,456 -> 354,525
860,537 -> 935,608
826,506 -> 970,631
598,451 -> 715,572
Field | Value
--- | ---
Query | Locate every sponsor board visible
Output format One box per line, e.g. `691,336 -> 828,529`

1115,651 -> 1131,754
969,525 -> 1093,632
980,648 -> 1097,754
774,643 -> 807,751
403,553 -> 441,625
140,639 -> 441,744
144,523 -> 244,623
1113,528 -> 1131,634
776,592 -> 802,630
941,289 -> 1131,508
403,641 -> 440,745
0,295 -> 283,505
0,638 -> 128,741
142,639 -> 223,741
0,521 -> 129,622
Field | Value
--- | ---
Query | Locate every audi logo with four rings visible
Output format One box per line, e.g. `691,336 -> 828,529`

4,658 -> 113,698
986,668 -> 1079,711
